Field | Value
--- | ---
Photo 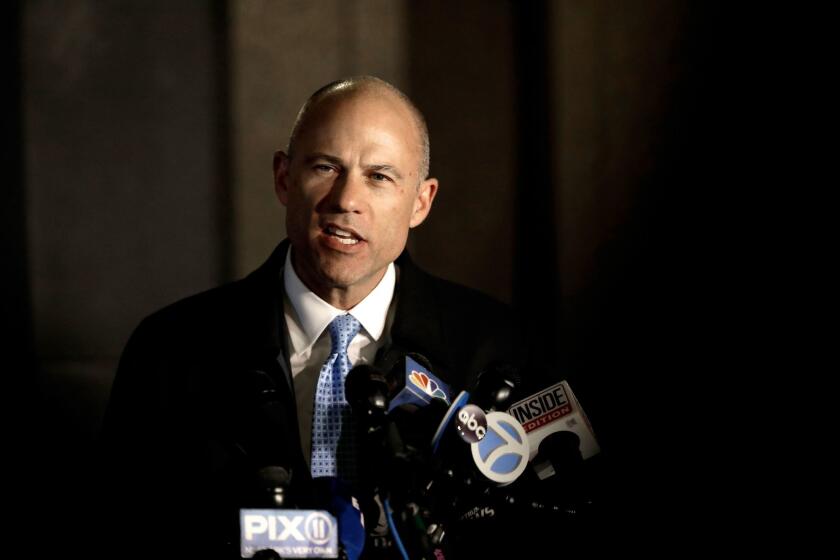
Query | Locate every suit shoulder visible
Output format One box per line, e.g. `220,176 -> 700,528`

129,273 -> 278,357
416,267 -> 514,319
138,281 -> 242,332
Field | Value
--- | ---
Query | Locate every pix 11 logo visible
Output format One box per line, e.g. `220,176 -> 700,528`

240,509 -> 337,559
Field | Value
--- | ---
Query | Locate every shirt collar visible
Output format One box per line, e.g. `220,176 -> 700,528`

283,247 -> 395,354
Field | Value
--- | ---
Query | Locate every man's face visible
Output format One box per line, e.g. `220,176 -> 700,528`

274,91 -> 437,308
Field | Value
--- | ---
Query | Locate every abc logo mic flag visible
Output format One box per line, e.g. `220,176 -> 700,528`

470,411 -> 530,485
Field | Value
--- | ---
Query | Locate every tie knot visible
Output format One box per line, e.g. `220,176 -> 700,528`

328,314 -> 361,355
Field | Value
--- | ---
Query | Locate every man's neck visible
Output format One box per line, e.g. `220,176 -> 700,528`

290,251 -> 386,310
283,247 -> 395,354
316,285 -> 375,310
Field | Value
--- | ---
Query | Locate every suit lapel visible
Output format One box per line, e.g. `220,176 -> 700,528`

226,241 -> 312,481
388,251 -> 455,382
234,241 -> 293,382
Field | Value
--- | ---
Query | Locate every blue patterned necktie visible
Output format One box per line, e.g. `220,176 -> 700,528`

311,314 -> 362,479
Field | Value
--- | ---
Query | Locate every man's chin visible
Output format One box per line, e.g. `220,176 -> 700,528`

315,262 -> 387,295
317,269 -> 366,291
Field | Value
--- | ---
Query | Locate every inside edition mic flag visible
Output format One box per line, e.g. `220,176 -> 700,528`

506,380 -> 600,479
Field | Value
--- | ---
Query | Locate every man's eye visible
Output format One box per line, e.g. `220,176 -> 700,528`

370,172 -> 391,182
313,164 -> 335,173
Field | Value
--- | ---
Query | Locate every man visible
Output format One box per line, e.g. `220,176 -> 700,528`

100,77 -> 535,559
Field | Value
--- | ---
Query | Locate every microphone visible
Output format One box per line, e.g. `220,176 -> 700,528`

344,363 -> 403,494
468,362 -> 521,412
382,352 -> 453,411
505,380 -> 600,479
238,370 -> 353,559
344,364 -> 390,434
346,360 -> 449,498
255,466 -> 294,508
238,369 -> 302,478
492,379 -> 601,522
309,478 -> 366,560
531,430 -> 584,481
522,431 -> 593,515
345,362 -> 446,505
239,465 -> 343,559
430,363 -> 530,490
345,358 -> 455,559
383,363 -> 528,556
432,364 -> 595,547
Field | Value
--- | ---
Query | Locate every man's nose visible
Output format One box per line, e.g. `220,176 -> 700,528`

325,171 -> 365,213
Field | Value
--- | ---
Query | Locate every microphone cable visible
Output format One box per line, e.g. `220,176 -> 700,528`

384,498 -> 411,560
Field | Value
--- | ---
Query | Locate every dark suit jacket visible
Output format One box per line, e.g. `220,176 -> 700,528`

98,240 -> 533,558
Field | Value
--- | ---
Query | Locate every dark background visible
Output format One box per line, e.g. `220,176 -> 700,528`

4,0 -> 778,554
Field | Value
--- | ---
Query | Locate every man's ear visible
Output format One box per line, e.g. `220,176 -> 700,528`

273,150 -> 291,206
409,177 -> 438,228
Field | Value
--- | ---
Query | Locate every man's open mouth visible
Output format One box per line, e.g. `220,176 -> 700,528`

323,225 -> 362,245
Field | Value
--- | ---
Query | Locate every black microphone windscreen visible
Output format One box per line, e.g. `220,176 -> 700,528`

471,362 -> 522,411
256,465 -> 292,488
237,369 -> 297,471
345,364 -> 390,429
537,430 -> 584,467
345,364 -> 386,404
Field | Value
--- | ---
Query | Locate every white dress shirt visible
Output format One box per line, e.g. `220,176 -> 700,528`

282,248 -> 396,464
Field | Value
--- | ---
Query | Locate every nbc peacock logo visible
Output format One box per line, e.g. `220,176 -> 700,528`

409,370 -> 449,403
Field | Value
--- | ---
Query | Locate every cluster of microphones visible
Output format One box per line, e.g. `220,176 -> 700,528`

238,352 -> 600,560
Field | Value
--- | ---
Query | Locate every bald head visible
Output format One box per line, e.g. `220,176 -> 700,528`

287,76 -> 431,181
